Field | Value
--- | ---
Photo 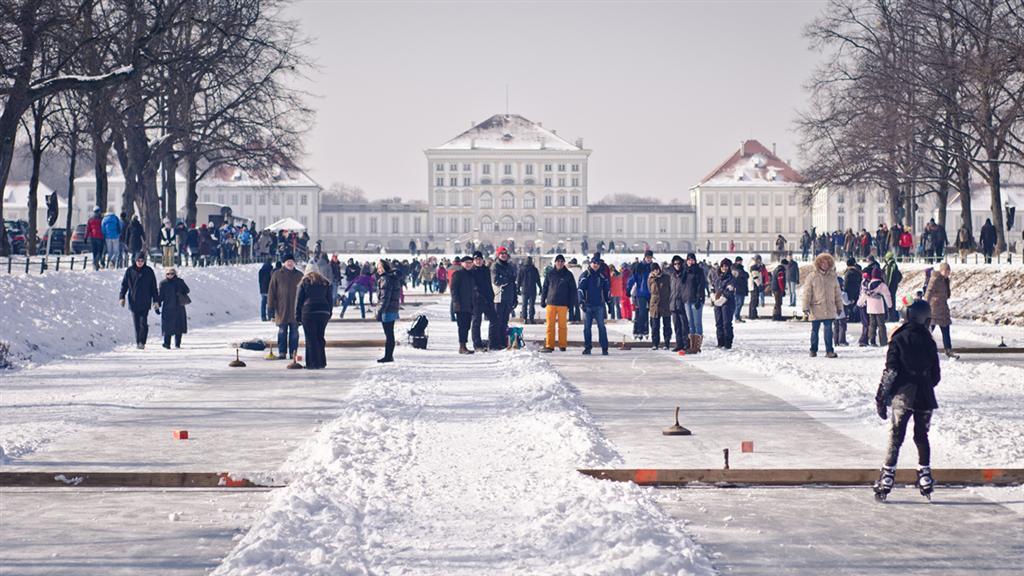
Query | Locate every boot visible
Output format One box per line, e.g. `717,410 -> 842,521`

459,344 -> 473,355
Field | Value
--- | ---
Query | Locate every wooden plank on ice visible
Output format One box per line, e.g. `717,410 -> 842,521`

0,472 -> 282,488
578,468 -> 1024,487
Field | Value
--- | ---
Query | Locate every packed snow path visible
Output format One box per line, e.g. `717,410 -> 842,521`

214,301 -> 713,575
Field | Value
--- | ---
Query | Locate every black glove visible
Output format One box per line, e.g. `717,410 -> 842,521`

540,299 -> 546,308
876,398 -> 888,420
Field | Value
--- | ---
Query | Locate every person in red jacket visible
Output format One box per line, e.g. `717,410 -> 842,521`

86,207 -> 105,270
899,230 -> 914,259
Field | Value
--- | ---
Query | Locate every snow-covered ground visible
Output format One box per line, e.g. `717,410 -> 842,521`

0,264 -> 261,368
214,303 -> 713,575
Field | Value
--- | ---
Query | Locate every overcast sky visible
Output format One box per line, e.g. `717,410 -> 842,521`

286,0 -> 826,201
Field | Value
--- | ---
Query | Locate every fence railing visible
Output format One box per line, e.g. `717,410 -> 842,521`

2,253 -> 277,275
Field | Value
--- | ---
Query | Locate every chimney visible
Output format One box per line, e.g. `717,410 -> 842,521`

575,138 -> 584,149
537,122 -> 543,127
772,142 -> 777,156
470,138 -> 477,149
740,141 -> 746,156
552,129 -> 558,135
470,120 -> 475,127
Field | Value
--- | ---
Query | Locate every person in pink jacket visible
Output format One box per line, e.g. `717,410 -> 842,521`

857,267 -> 893,346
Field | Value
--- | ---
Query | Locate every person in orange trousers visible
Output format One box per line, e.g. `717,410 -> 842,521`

540,254 -> 577,352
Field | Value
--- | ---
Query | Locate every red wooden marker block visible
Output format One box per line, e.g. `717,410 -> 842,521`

677,350 -> 686,356
173,430 -> 189,440
741,440 -> 754,453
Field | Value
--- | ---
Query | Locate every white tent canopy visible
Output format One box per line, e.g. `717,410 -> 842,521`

266,217 -> 306,232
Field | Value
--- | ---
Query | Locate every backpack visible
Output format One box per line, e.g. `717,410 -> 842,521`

407,314 -> 429,337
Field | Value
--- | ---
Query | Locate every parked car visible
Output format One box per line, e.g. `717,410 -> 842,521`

40,228 -> 67,254
4,219 -> 27,255
70,224 -> 89,254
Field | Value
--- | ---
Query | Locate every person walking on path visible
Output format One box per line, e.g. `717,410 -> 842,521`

119,253 -> 158,349
126,215 -> 145,257
924,262 -> 954,356
517,256 -> 542,324
267,254 -> 303,360
873,300 -> 941,501
101,211 -> 122,268
668,255 -> 690,351
577,255 -> 611,355
979,218 -> 997,263
647,262 -> 673,350
490,246 -> 518,350
540,254 -> 577,352
258,259 -> 273,321
858,267 -> 893,346
86,207 -> 105,270
711,258 -> 736,349
801,253 -> 843,358
155,267 -> 190,349
450,256 -> 477,354
470,251 -> 496,351
375,259 -> 401,363
296,266 -> 333,369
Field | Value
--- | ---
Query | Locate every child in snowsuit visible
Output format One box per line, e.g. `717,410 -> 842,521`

873,300 -> 941,500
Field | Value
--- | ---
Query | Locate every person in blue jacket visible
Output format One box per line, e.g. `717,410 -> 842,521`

101,211 -> 123,268
626,250 -> 654,339
577,255 -> 611,355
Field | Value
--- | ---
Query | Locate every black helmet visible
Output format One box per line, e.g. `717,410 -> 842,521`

906,300 -> 931,326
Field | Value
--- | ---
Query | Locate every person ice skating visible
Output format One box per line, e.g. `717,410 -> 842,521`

577,255 -> 611,355
517,256 -> 542,324
258,258 -> 273,321
267,253 -> 303,360
450,256 -> 477,354
119,252 -> 158,349
540,254 -> 577,352
858,267 -> 893,346
155,267 -> 189,349
375,259 -> 401,363
924,262 -> 954,356
490,246 -> 517,350
296,265 -> 333,369
801,253 -> 843,358
873,300 -> 941,501
647,263 -> 672,350
711,258 -> 736,349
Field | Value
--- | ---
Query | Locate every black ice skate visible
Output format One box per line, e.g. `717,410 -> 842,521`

917,466 -> 934,501
873,466 -> 896,502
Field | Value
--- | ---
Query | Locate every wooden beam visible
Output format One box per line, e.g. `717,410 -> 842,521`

329,318 -> 377,323
578,468 -> 1024,487
260,339 -> 386,348
952,348 -> 1024,354
0,472 -> 282,488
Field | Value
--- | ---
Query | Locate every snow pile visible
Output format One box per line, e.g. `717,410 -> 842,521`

895,265 -> 1024,326
215,337 -> 713,575
0,265 -> 262,368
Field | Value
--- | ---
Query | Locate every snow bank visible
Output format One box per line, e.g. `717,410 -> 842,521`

0,265 -> 262,368
215,336 -> 713,575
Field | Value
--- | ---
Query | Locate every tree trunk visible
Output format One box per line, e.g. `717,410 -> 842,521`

987,159 -> 1007,253
92,131 -> 110,212
27,143 -> 43,256
65,124 -> 79,254
186,154 -> 199,227
956,153 -> 972,237
163,156 -> 178,223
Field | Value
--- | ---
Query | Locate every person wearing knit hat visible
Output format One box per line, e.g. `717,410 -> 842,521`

710,257 -> 736,349
540,254 -> 577,352
578,254 -> 611,355
155,266 -> 190,349
470,250 -> 496,350
267,253 -> 304,359
490,244 -> 517,350
119,251 -> 158,349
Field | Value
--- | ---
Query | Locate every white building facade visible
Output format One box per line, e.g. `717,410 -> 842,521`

690,140 -> 811,253
423,114 -> 592,252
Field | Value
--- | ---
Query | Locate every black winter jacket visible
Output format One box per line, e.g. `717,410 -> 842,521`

259,263 -> 273,293
156,276 -> 189,335
681,263 -> 706,304
449,267 -> 476,313
471,265 -> 495,306
296,279 -> 333,323
517,264 -> 542,299
732,265 -> 750,297
120,264 -> 158,313
491,259 -> 517,307
884,322 -> 940,411
377,270 -> 402,316
541,266 -> 578,307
